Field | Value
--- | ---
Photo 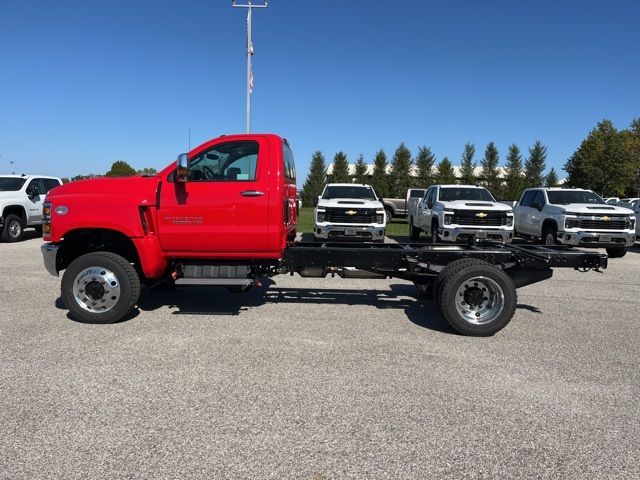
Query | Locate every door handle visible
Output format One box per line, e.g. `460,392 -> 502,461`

241,190 -> 264,197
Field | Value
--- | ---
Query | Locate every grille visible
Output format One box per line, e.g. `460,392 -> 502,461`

577,219 -> 627,230
451,210 -> 508,226
325,208 -> 377,224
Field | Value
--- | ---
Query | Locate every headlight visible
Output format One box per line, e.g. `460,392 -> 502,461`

565,217 -> 578,229
316,211 -> 325,223
444,214 -> 453,225
629,217 -> 636,230
506,215 -> 513,226
376,211 -> 384,223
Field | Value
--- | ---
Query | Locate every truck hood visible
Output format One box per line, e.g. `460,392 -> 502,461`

559,203 -> 634,215
317,198 -> 384,210
438,200 -> 513,212
46,176 -> 159,205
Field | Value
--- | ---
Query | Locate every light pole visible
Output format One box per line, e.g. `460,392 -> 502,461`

232,0 -> 268,133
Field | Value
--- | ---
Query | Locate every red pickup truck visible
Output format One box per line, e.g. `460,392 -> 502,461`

41,133 -> 606,336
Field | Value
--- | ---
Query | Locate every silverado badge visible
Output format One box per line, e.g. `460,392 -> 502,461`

475,212 -> 488,218
602,216 -> 610,221
345,210 -> 358,215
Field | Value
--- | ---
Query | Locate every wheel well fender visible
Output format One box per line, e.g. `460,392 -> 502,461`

2,205 -> 26,222
57,229 -> 142,275
542,219 -> 558,232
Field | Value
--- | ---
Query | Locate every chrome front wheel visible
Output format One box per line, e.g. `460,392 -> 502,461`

71,267 -> 122,313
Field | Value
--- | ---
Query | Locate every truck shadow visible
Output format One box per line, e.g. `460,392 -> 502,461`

129,283 -> 458,334
55,284 -> 542,334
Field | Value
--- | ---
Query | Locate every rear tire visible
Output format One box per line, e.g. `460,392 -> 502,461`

61,251 -> 140,324
438,262 -> 517,336
433,258 -> 492,311
409,217 -> 421,241
1,214 -> 25,242
606,247 -> 627,258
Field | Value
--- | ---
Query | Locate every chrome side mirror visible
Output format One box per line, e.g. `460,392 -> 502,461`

176,153 -> 189,183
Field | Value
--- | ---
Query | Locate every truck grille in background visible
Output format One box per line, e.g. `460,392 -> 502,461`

577,218 -> 627,230
325,208 -> 377,224
452,210 -> 508,227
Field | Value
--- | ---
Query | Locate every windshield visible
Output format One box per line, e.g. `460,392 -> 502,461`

322,185 -> 377,200
0,177 -> 26,191
439,187 -> 495,202
547,190 -> 605,205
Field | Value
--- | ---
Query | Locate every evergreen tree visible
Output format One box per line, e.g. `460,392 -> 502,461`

371,149 -> 389,198
353,154 -> 368,185
524,141 -> 547,189
414,146 -> 436,188
301,151 -> 326,207
565,120 -> 635,196
435,157 -> 457,184
503,144 -> 524,200
388,143 -> 413,198
328,151 -> 350,183
106,160 -> 136,177
480,142 -> 502,197
545,168 -> 559,187
458,142 -> 477,185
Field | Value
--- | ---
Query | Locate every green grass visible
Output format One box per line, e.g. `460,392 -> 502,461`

297,207 -> 409,237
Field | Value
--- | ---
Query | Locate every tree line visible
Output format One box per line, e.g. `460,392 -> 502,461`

61,161 -> 157,183
301,141 -> 551,207
301,117 -> 640,207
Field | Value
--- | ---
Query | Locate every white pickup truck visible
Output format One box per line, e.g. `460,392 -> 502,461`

408,184 -> 514,243
513,187 -> 636,257
314,183 -> 387,242
0,175 -> 62,242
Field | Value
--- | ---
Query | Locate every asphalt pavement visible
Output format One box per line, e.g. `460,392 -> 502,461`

1,234 -> 639,479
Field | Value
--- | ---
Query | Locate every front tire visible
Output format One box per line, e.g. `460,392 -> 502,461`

542,226 -> 557,246
606,247 -> 627,258
409,217 -> 421,241
430,222 -> 439,244
61,252 -> 140,324
1,214 -> 25,242
437,262 -> 517,336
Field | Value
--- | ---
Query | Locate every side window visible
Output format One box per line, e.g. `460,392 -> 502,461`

422,188 -> 431,202
533,191 -> 546,207
283,143 -> 296,181
188,141 -> 259,182
42,179 -> 61,192
520,190 -> 534,207
26,178 -> 46,196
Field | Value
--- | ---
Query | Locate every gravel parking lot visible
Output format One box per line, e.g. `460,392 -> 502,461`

1,235 -> 639,479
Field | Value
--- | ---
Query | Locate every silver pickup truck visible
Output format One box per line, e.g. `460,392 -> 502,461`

383,188 -> 425,218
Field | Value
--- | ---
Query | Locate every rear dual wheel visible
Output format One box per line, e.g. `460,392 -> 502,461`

418,258 -> 517,336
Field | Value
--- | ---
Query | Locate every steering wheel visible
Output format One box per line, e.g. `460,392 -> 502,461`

202,166 -> 215,180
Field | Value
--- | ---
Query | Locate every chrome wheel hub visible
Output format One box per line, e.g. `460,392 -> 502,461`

72,267 -> 121,313
454,276 -> 505,325
8,220 -> 21,238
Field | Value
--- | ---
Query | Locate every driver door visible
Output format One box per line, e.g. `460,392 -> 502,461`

25,178 -> 46,224
158,137 -> 271,255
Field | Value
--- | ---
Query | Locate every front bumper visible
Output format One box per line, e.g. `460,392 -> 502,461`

557,230 -> 635,247
41,243 -> 60,276
314,223 -> 386,241
437,226 -> 513,243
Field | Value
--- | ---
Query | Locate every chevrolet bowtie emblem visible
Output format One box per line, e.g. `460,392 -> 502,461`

475,212 -> 488,218
345,210 -> 357,215
602,216 -> 610,221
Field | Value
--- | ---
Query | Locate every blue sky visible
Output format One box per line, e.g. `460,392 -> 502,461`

1,0 -> 638,183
